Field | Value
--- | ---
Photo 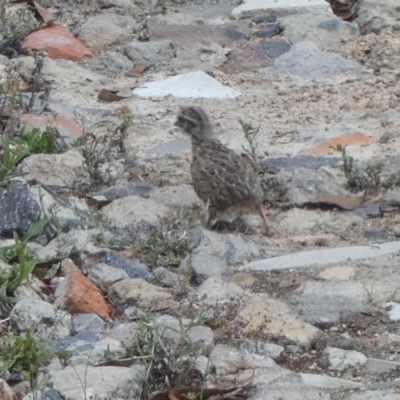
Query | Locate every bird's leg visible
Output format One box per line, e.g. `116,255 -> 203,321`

255,203 -> 271,236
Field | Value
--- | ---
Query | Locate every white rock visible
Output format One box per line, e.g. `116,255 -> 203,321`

300,373 -> 363,389
323,346 -> 367,372
241,241 -> 400,272
133,71 -> 241,99
386,302 -> 400,321
232,0 -> 327,15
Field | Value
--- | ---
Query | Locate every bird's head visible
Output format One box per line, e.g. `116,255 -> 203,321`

175,106 -> 213,141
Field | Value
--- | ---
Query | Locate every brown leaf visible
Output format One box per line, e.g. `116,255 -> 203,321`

97,89 -> 129,103
125,64 -> 148,77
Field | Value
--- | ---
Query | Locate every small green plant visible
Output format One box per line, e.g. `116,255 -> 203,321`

141,226 -> 191,268
0,328 -> 49,383
127,312 -> 207,398
0,218 -> 48,307
0,138 -> 29,185
71,133 -> 90,148
239,119 -> 262,173
13,127 -> 54,154
333,145 -> 382,193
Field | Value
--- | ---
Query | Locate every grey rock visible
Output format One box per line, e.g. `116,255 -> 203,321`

323,346 -> 367,371
85,262 -> 130,292
55,331 -> 126,366
380,189 -> 400,211
192,251 -> 228,284
79,14 -> 136,50
274,40 -> 361,82
72,313 -> 106,333
88,51 -> 133,75
364,228 -> 388,240
105,321 -> 139,348
242,241 -> 400,272
280,13 -> 359,48
40,388 -> 63,400
354,202 -> 381,219
252,14 -> 277,23
19,149 -> 86,187
258,25 -> 281,38
210,344 -> 277,375
365,358 -> 400,374
263,167 -> 363,209
10,299 -> 71,341
196,277 -> 250,307
124,39 -> 175,67
356,8 -> 399,35
0,180 -> 41,238
149,185 -> 199,211
153,267 -> 180,287
263,155 -> 341,170
97,0 -> 139,14
346,390 -> 400,400
259,40 -> 290,59
92,182 -> 155,201
47,365 -> 145,400
377,332 -> 400,347
100,251 -> 154,282
0,55 -> 9,65
300,373 -> 362,389
241,340 -> 284,359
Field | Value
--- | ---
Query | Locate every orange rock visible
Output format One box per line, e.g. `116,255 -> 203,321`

21,113 -> 83,142
300,132 -> 371,155
54,270 -> 111,321
22,26 -> 94,61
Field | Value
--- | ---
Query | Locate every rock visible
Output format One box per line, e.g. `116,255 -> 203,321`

356,9 -> 399,35
364,228 -> 388,240
196,277 -> 250,307
133,71 -> 241,99
47,365 -> 144,399
210,344 -> 277,375
108,278 -> 172,308
192,252 -> 229,284
10,299 -> 71,341
84,251 -> 154,282
156,315 -> 214,346
346,390 -> 400,400
72,313 -> 106,333
55,331 -> 126,366
241,241 -> 400,272
30,184 -> 89,232
84,262 -> 129,292
377,332 -> 400,347
234,297 -> 321,344
274,208 -> 361,238
19,149 -> 86,187
145,139 -> 190,158
54,270 -> 111,321
240,340 -> 284,359
91,182 -> 155,202
273,40 -> 362,83
0,378 -> 17,400
232,0 -> 326,15
153,267 -> 180,287
87,51 -> 133,75
100,196 -> 169,230
22,26 -> 94,61
386,302 -> 400,321
319,266 -> 356,281
149,185 -> 199,211
380,189 -> 400,211
228,273 -> 257,288
300,373 -> 362,389
280,13 -> 359,48
124,40 -> 175,67
78,14 -> 136,50
323,346 -> 367,371
0,179 -> 41,238
263,155 -> 342,170
365,358 -> 400,374
257,24 -> 282,38
264,167 -> 364,210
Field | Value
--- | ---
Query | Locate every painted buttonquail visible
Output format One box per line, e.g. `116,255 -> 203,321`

175,106 -> 271,236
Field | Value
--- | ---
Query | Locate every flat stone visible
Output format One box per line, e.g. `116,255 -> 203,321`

240,340 -> 284,359
72,313 -> 106,333
365,358 -> 400,374
319,266 -> 356,281
241,241 -> 400,272
300,373 -> 363,389
323,346 -> 367,371
192,252 -> 229,284
124,39 -> 175,67
47,365 -> 144,400
232,0 -> 326,15
234,297 -> 320,344
91,182 -> 155,202
133,71 -> 241,99
263,156 -> 341,170
378,332 -> 400,347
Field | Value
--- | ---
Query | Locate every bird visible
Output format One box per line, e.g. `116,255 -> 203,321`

175,106 -> 271,236
325,0 -> 363,21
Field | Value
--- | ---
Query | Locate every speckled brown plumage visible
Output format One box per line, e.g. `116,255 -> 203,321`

175,106 -> 270,235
